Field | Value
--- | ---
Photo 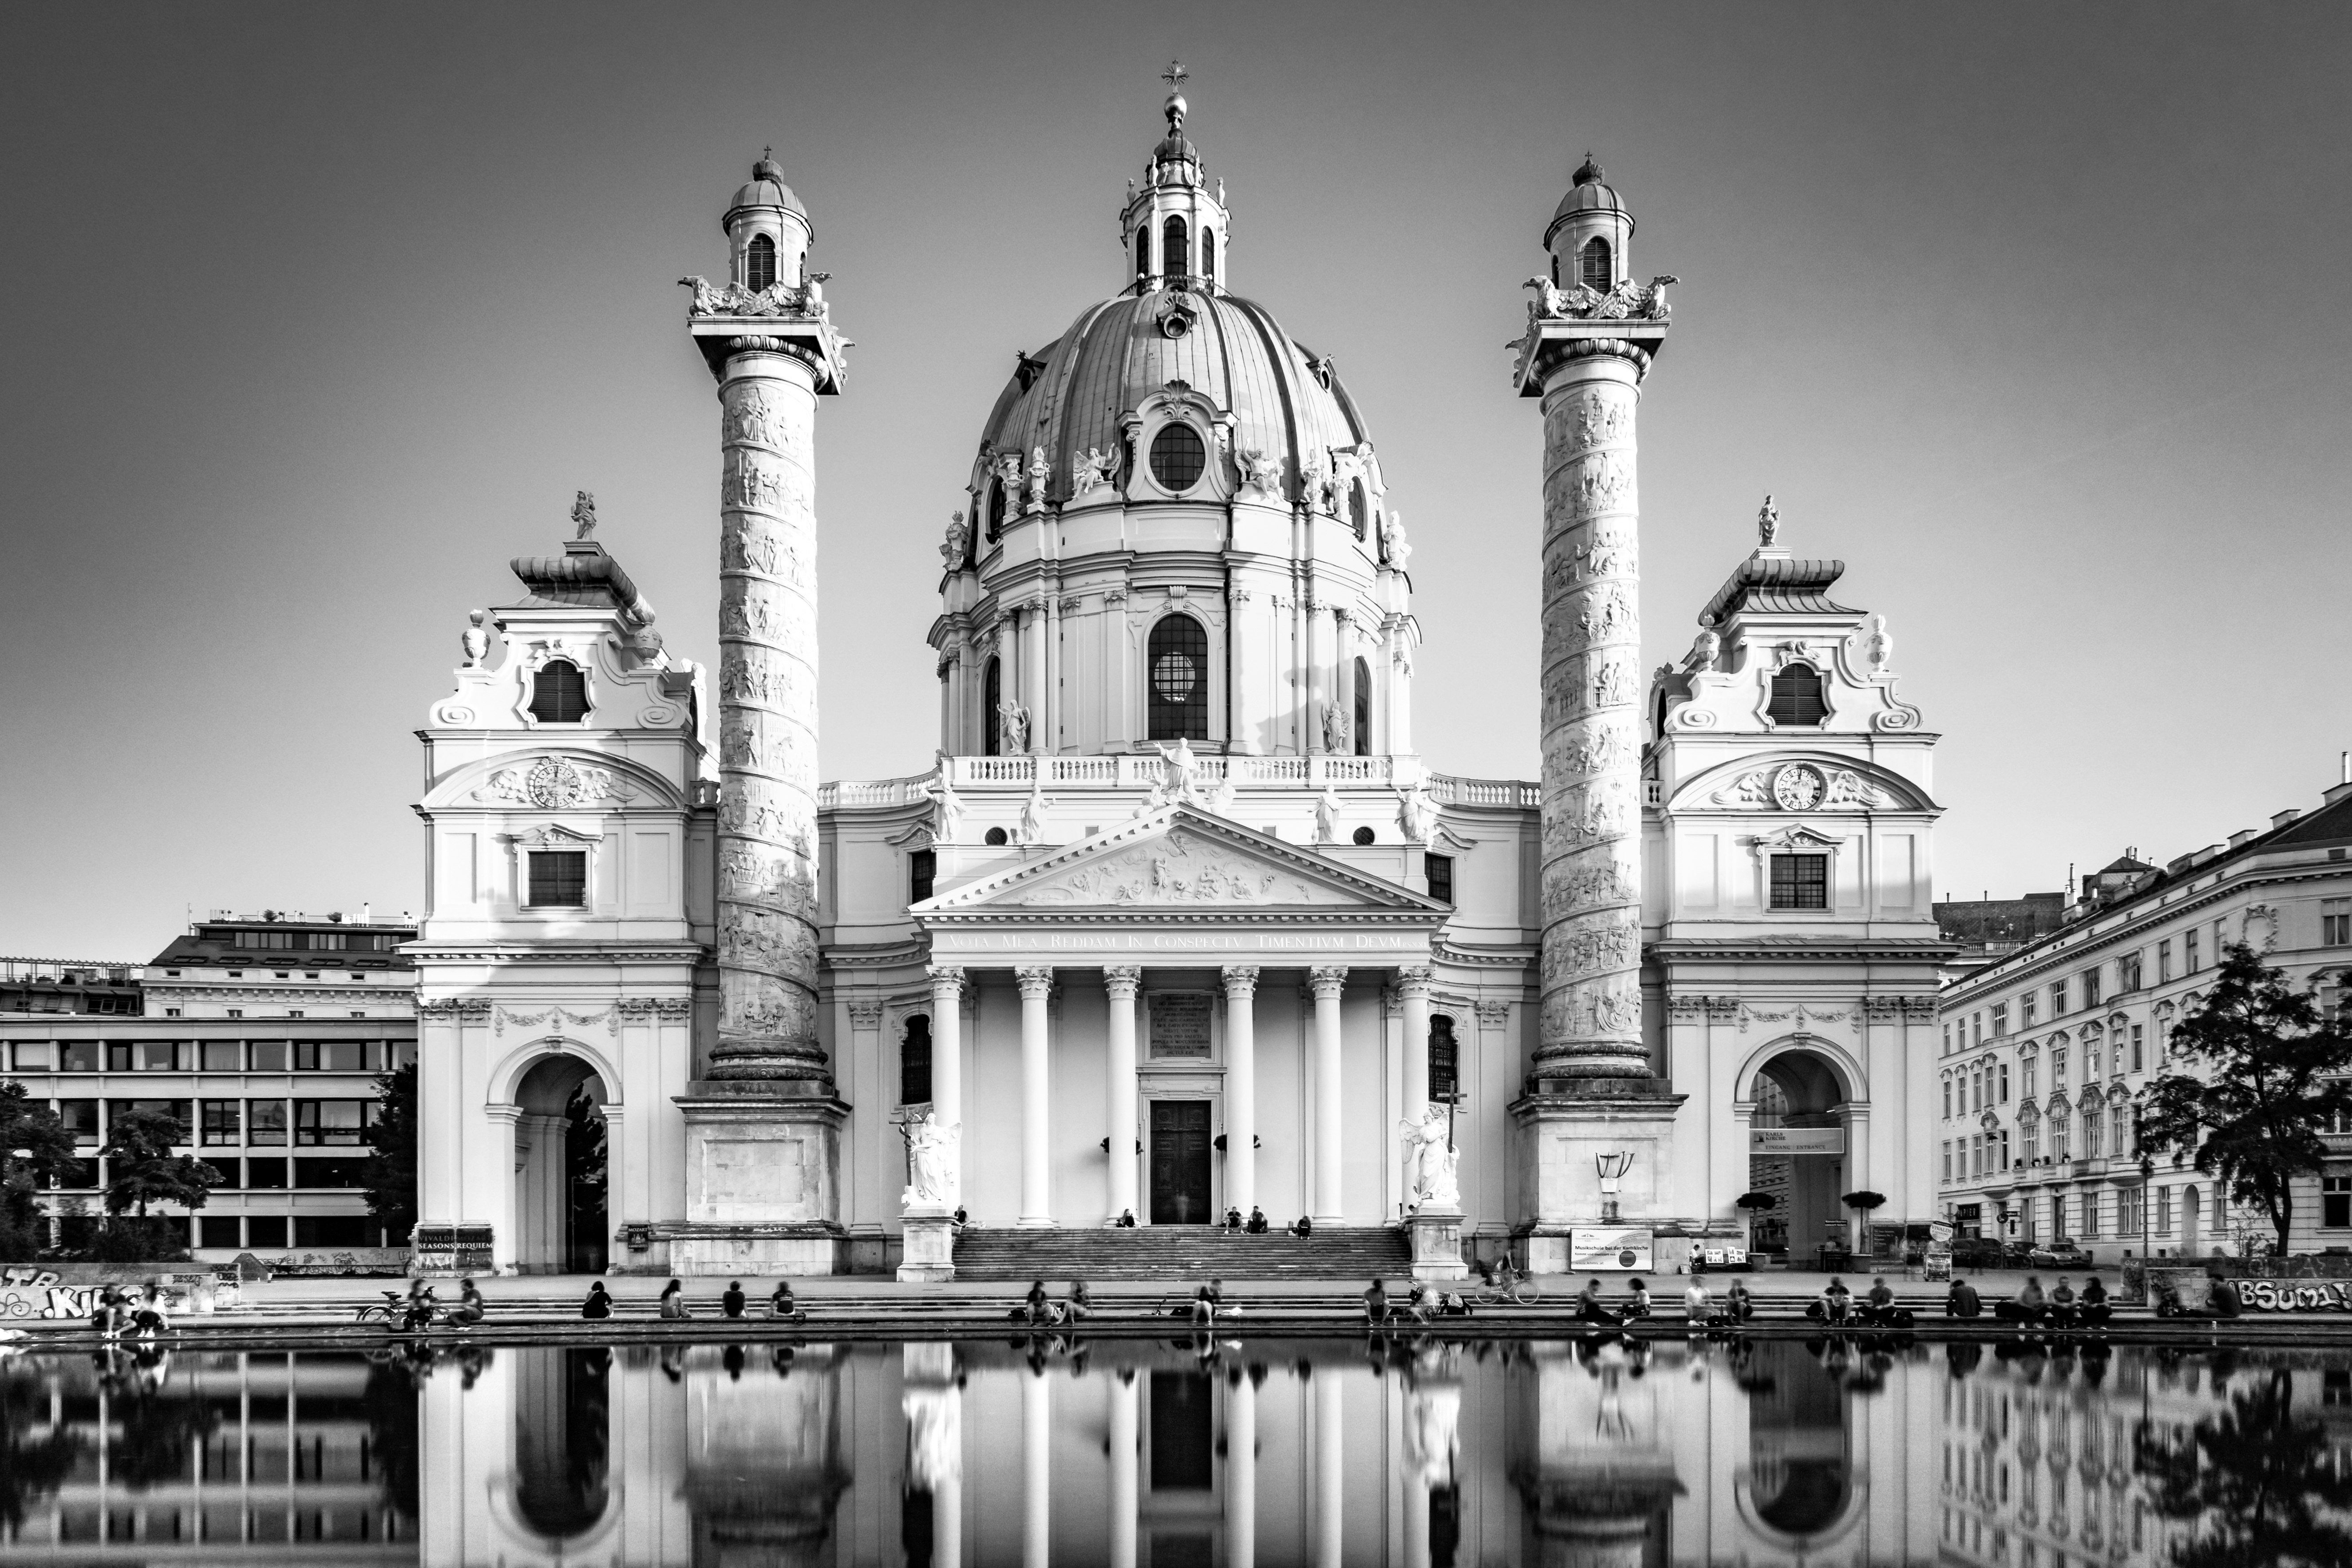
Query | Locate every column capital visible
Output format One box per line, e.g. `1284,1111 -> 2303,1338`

1474,999 -> 1511,1027
1308,965 -> 1349,999
926,964 -> 967,996
1394,964 -> 1433,998
848,1000 -> 885,1030
1103,965 -> 1143,1000
1015,966 -> 1055,999
1220,964 -> 1261,998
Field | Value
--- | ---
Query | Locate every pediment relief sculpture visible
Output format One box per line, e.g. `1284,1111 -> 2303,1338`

1014,830 -> 1322,908
470,756 -> 641,810
1702,761 -> 1900,812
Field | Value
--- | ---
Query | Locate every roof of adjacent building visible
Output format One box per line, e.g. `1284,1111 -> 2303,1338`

975,287 -> 1368,507
149,917 -> 419,971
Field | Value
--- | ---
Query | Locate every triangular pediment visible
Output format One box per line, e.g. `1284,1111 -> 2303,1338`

916,806 -> 1444,916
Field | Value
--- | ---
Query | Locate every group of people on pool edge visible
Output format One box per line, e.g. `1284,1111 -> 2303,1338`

574,1279 -> 810,1322
1942,1272 -> 2115,1326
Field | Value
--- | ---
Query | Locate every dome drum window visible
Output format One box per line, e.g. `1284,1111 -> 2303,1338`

1163,216 -> 1190,280
1579,237 -> 1613,292
1146,615 -> 1209,741
745,233 -> 778,292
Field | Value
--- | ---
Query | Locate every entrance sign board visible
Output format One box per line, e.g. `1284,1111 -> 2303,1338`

1570,1227 -> 1654,1271
1751,1127 -> 1844,1155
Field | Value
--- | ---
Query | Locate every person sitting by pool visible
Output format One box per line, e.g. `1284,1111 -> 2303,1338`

1624,1278 -> 1653,1320
130,1282 -> 171,1339
1115,1209 -> 1137,1228
1574,1278 -> 1622,1326
2048,1276 -> 2080,1327
1190,1283 -> 1218,1326
1245,1206 -> 1270,1234
2079,1274 -> 2111,1325
952,1206 -> 968,1228
1224,1207 -> 1244,1230
1290,1215 -> 1314,1237
1945,1277 -> 1983,1318
1067,1280 -> 1094,1322
402,1278 -> 439,1333
447,1278 -> 486,1329
1026,1280 -> 1058,1327
1995,1276 -> 2048,1323
1400,1282 -> 1438,1323
1207,1279 -> 1231,1316
770,1280 -> 806,1322
658,1279 -> 690,1319
1726,1279 -> 1756,1323
581,1280 -> 613,1320
1808,1277 -> 1853,1325
1364,1279 -> 1391,1327
1684,1278 -> 1714,1326
721,1280 -> 747,1319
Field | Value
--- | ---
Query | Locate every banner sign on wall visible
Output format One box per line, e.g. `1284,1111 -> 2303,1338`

1570,1227 -> 1655,1271
1750,1127 -> 1845,1155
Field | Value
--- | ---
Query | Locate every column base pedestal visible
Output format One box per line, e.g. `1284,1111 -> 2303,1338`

1408,1206 -> 1469,1282
899,1210 -> 957,1283
1510,1079 -> 1690,1275
673,1084 -> 850,1276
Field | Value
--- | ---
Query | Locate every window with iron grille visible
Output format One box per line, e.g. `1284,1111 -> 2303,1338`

910,849 -> 936,904
1429,1015 -> 1459,1102
900,1015 -> 933,1106
1162,216 -> 1189,279
529,850 -> 588,908
745,234 -> 777,292
1579,237 -> 1612,291
1146,616 -> 1209,740
1765,662 -> 1827,726
1149,423 -> 1206,492
1769,853 -> 1828,910
529,659 -> 588,723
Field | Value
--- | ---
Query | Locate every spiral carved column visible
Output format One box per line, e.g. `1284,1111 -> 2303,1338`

710,341 -> 829,1087
1535,346 -> 1649,1082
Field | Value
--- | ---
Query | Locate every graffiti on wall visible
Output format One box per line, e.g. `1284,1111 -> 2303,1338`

0,1267 -> 101,1320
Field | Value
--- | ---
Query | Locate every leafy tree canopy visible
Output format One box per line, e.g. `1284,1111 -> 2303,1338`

2139,942 -> 2352,1258
361,1062 -> 419,1241
99,1110 -> 219,1219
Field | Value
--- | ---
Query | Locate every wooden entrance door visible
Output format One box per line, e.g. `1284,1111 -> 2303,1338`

1149,1101 -> 1213,1225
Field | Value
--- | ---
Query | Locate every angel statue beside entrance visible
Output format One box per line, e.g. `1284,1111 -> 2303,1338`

903,1111 -> 959,1211
1399,1102 -> 1459,1210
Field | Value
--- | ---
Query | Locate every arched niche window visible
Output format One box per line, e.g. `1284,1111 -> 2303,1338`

1146,615 -> 1209,741
1163,216 -> 1190,280
982,658 -> 1004,756
985,477 -> 1007,541
1348,482 -> 1368,539
1200,228 -> 1216,285
1429,1015 -> 1460,1102
900,1015 -> 933,1106
1135,226 -> 1151,284
1765,661 -> 1827,727
530,659 -> 588,724
1579,237 -> 1612,292
746,233 -> 778,292
1352,657 -> 1372,757
1550,253 -> 1561,288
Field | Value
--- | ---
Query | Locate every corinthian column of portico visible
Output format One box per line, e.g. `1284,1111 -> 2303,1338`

1105,967 -> 1142,1222
1016,967 -> 1055,1226
1534,346 -> 1648,1082
927,965 -> 966,1204
1223,966 -> 1259,1216
1310,966 -> 1348,1223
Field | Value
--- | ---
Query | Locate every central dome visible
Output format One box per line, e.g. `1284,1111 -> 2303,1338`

976,284 -> 1369,509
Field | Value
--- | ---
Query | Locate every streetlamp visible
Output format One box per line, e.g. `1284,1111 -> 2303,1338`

1594,1152 -> 1633,1224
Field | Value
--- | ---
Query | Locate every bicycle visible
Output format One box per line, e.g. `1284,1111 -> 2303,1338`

356,1290 -> 443,1331
1474,1258 -> 1541,1307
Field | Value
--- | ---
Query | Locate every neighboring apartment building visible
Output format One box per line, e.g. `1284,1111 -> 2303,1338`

1934,891 -> 2067,981
0,913 -> 418,1256
0,958 -> 141,1017
1936,777 -> 2352,1264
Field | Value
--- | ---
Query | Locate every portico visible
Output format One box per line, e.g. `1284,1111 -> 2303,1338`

909,807 -> 1447,1230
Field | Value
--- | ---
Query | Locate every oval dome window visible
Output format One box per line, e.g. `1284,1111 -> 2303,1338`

1150,423 -> 1206,492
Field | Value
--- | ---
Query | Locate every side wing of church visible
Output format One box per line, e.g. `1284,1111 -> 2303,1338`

405,87 -> 1949,1278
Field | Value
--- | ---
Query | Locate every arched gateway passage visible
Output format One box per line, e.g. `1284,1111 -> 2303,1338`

514,1055 -> 610,1274
1747,1048 -> 1854,1268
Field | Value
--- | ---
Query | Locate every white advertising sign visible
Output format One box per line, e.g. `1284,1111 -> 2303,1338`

1569,1227 -> 1655,1272
1750,1127 -> 1845,1155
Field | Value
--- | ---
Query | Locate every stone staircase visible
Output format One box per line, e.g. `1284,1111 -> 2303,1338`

951,1225 -> 1413,1282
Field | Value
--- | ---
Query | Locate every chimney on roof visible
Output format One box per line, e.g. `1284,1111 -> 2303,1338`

2273,808 -> 2302,830
2229,829 -> 2257,849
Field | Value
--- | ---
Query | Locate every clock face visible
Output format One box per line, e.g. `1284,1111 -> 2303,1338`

1773,764 -> 1826,812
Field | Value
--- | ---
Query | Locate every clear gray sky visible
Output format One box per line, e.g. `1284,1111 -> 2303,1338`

3,3 -> 2348,958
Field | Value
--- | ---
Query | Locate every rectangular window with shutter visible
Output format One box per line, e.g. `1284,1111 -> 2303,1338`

528,850 -> 588,908
1768,854 -> 1828,910
1425,853 -> 1455,906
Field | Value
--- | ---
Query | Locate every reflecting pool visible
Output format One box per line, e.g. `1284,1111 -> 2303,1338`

4,1334 -> 2350,1565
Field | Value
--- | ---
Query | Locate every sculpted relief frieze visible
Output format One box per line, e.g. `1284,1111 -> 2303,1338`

1703,762 -> 1897,812
1011,831 -> 1332,908
470,757 -> 639,810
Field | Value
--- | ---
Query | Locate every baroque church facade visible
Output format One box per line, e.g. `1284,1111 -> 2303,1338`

406,86 -> 1949,1277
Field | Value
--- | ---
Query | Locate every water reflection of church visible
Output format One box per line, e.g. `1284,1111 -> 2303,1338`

418,1337 -> 1937,1567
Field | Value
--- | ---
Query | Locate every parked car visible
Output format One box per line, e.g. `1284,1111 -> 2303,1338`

2028,1240 -> 2090,1269
1950,1236 -> 2007,1269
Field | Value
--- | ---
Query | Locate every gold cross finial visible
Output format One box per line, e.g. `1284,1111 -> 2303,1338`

1161,60 -> 1187,93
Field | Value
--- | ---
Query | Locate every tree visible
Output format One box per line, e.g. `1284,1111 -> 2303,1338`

361,1062 -> 419,1244
2135,1368 -> 2352,1568
2138,942 -> 2352,1258
0,1082 -> 79,1255
99,1109 -> 218,1220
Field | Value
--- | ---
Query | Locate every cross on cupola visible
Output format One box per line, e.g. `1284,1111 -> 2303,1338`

1127,61 -> 1227,295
